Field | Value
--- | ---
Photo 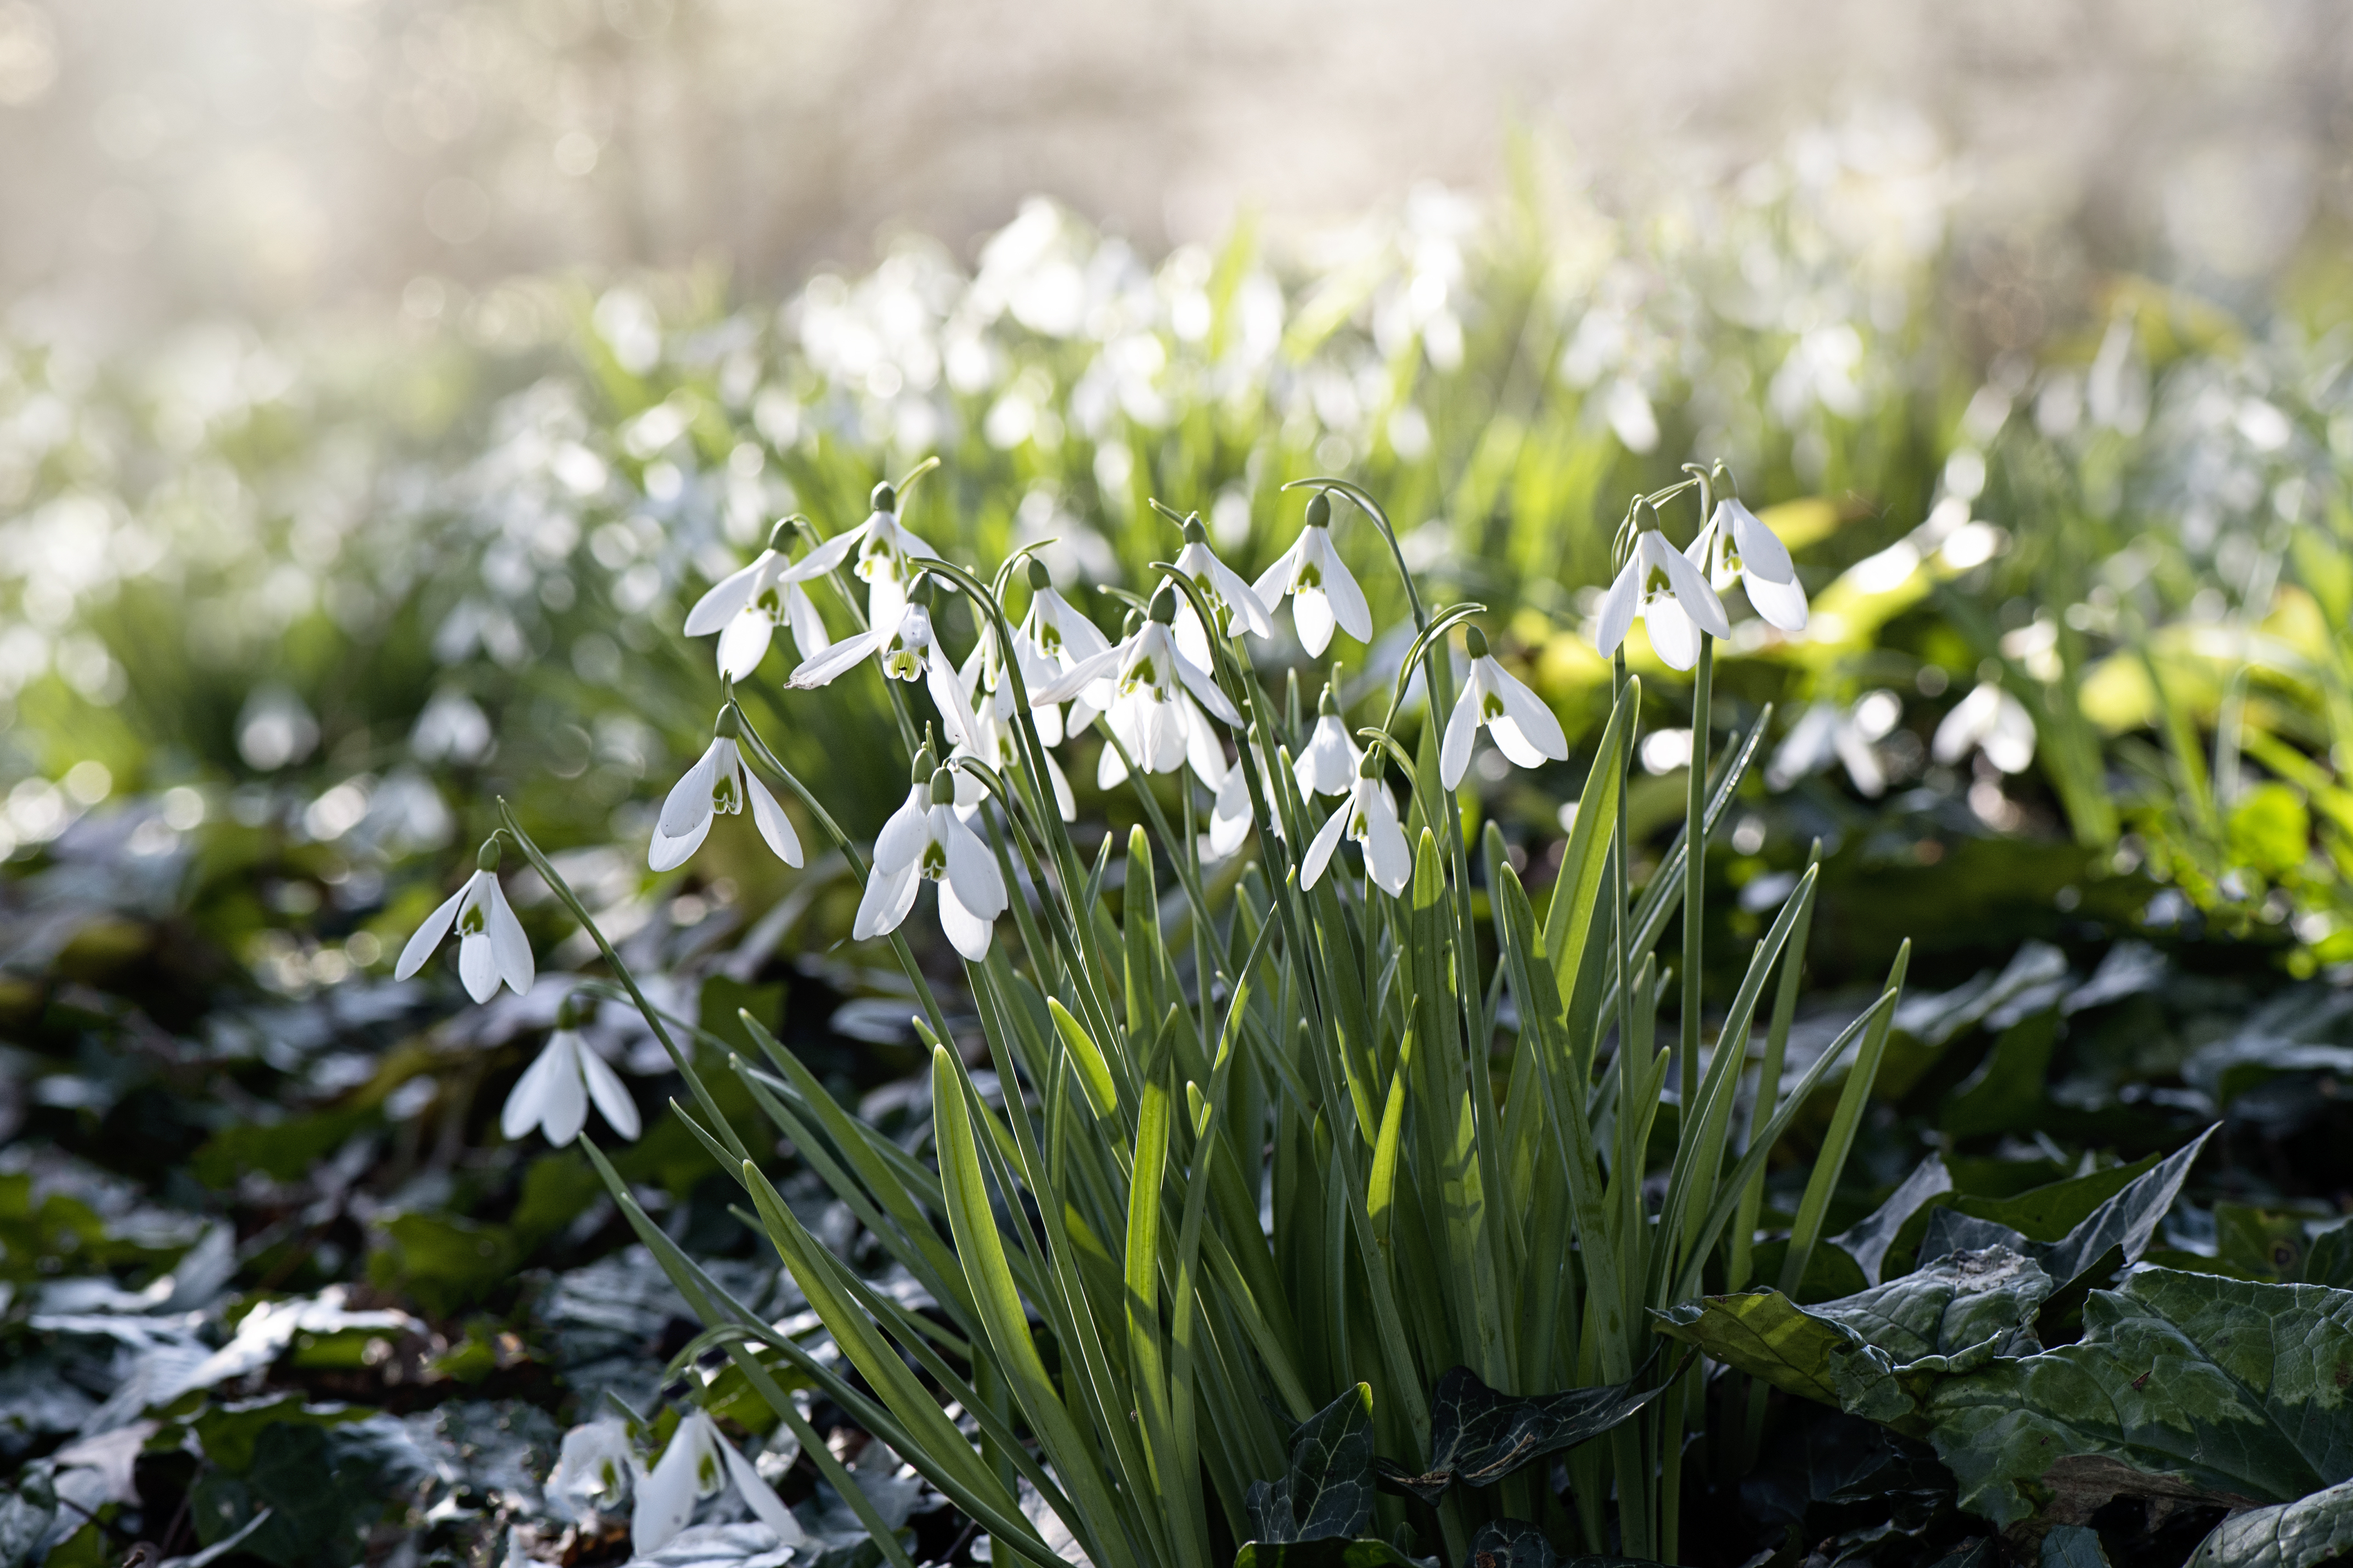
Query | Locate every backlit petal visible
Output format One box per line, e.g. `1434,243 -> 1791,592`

786,628 -> 883,689
657,742 -> 724,839
1594,557 -> 1641,658
716,611 -> 775,681
853,858 -> 923,941
1293,586 -> 1335,656
743,771 -> 803,866
395,885 -> 467,980
1439,680 -> 1480,789
579,1041 -> 642,1140
1299,799 -> 1350,890
1358,787 -> 1412,896
482,880 -> 535,996
1489,659 -> 1568,760
684,556 -> 767,637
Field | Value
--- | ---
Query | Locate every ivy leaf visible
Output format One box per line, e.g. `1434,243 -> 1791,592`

1372,1366 -> 1667,1504
1923,1269 -> 2353,1528
1833,1153 -> 1954,1287
1246,1383 -> 1376,1543
1232,1540 -> 1431,1568
2039,1525 -> 2112,1568
2183,1475 -> 2353,1568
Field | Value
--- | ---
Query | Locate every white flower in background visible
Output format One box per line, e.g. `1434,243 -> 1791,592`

1438,626 -> 1569,788
1253,490 -> 1372,656
1594,527 -> 1731,671
1014,559 -> 1114,745
1302,755 -> 1412,896
633,1410 -> 803,1557
547,1416 -> 640,1522
1208,741 -> 1288,858
683,518 -> 832,680
503,1000 -> 640,1146
854,766 -> 1011,961
1293,686 -> 1361,798
1933,681 -> 2036,774
395,839 -> 534,1002
1691,488 -> 1809,633
786,481 -> 937,629
650,717 -> 803,872
1171,514 -> 1273,667
1767,690 -> 1905,797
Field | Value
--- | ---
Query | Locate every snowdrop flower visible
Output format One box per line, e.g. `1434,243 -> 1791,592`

854,764 -> 1010,961
786,481 -> 937,629
1302,751 -> 1412,896
1766,692 -> 1905,797
1594,522 -> 1731,672
1293,684 -> 1361,798
1933,681 -> 2036,774
650,708 -> 803,872
1439,625 -> 1569,789
633,1409 -> 803,1557
1208,737 -> 1287,858
395,837 -> 534,1003
1040,586 -> 1241,786
682,517 -> 832,680
1253,490 -> 1372,656
1014,560 -> 1113,743
1171,514 -> 1274,667
547,1415 -> 639,1521
503,997 -> 641,1147
1690,475 -> 1808,633
787,581 -> 979,746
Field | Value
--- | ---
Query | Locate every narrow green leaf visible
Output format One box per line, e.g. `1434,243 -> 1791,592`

1051,995 -> 1121,1119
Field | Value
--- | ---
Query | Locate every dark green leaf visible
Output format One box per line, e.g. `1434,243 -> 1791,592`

2030,1126 -> 2215,1300
2307,1219 -> 2353,1290
2040,1524 -> 2112,1568
1923,1269 -> 2353,1527
1456,1519 -> 1663,1568
1941,1012 -> 2060,1137
1372,1366 -> 1664,1503
1246,1383 -> 1377,1543
1234,1538 -> 1432,1568
1834,1153 -> 1954,1287
2183,1475 -> 2353,1568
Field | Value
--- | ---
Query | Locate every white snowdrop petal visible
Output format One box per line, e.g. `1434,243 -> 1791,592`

718,1433 -> 806,1545
936,879 -> 993,961
1644,594 -> 1698,671
684,556 -> 767,637
1725,500 -> 1797,583
539,1038 -> 590,1146
1439,683 -> 1481,790
1594,559 -> 1641,658
786,629 -> 884,689
1293,588 -> 1336,656
1359,787 -> 1413,895
1744,571 -> 1810,633
853,858 -> 924,941
483,881 -> 534,996
1174,652 -> 1241,725
658,743 -> 724,839
395,886 -> 468,981
649,812 -> 714,873
1300,800 -> 1350,890
785,582 -> 831,658
716,612 -> 775,681
788,530 -> 858,577
500,1036 -> 566,1140
1491,663 -> 1569,760
743,772 -> 803,867
1251,545 -> 1297,613
1096,737 -> 1129,789
1655,537 -> 1732,639
873,788 -> 930,875
943,815 -> 1008,920
927,651 -> 980,748
579,1044 -> 642,1141
458,933 -> 502,1003
1321,548 -> 1374,643
1035,646 -> 1122,705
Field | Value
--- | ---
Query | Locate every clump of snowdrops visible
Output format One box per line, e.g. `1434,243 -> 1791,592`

396,458 -> 1909,1566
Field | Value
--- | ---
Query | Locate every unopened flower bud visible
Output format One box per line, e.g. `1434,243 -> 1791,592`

1305,491 -> 1332,529
871,481 -> 897,513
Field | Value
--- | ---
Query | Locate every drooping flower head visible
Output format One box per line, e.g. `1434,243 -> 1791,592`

853,757 -> 1011,961
1172,512 -> 1274,667
1439,625 -> 1570,789
394,835 -> 534,1003
650,703 -> 803,872
787,573 -> 980,748
1015,556 -> 1113,743
1688,465 -> 1808,633
632,1409 -> 802,1557
1042,583 -> 1240,787
1594,498 -> 1731,672
1302,747 -> 1411,896
781,481 -> 938,630
1294,679 -> 1361,798
1254,490 -> 1372,657
502,993 -> 642,1146
954,652 -> 1077,822
1932,680 -> 2035,775
682,516 -> 834,680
